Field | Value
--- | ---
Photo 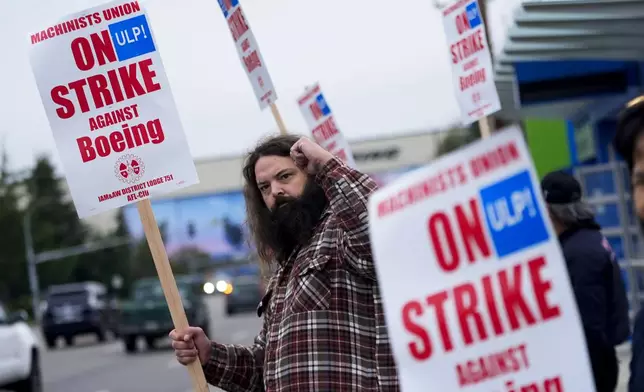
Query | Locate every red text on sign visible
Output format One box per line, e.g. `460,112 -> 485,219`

401,256 -> 561,361
312,117 -> 339,143
30,13 -> 102,44
310,101 -> 325,121
460,68 -> 486,91
463,58 -> 479,72
51,58 -> 161,119
98,172 -> 173,203
243,51 -> 262,73
228,8 -> 249,41
77,118 -> 165,163
451,30 -> 485,65
241,39 -> 250,52
456,342 -> 529,387
504,375 -> 563,392
377,164 -> 467,217
470,141 -> 521,178
71,30 -> 117,71
102,1 -> 141,22
455,10 -> 472,35
89,104 -> 139,131
428,198 -> 491,272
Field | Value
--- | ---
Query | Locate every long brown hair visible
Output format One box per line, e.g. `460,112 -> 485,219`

242,135 -> 302,267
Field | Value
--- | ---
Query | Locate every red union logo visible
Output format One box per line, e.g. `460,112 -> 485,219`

114,154 -> 146,185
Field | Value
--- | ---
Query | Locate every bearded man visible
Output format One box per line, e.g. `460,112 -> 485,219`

170,135 -> 400,391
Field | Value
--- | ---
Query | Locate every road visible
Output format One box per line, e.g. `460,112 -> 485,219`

35,294 -> 633,391
40,295 -> 262,392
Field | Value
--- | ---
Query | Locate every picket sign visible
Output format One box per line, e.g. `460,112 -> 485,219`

367,127 -> 595,391
441,0 -> 501,133
216,0 -> 288,135
297,83 -> 357,168
28,1 -> 207,390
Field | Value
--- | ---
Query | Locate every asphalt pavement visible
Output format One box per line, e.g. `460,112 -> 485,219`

34,294 -> 633,391
39,295 -> 262,392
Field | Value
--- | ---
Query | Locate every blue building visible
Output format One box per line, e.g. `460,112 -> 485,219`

493,0 -> 644,316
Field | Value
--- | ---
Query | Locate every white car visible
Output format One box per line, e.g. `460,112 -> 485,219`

0,302 -> 42,392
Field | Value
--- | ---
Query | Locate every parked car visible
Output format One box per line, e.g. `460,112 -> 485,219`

41,281 -> 119,348
0,301 -> 42,392
225,274 -> 263,315
118,275 -> 210,354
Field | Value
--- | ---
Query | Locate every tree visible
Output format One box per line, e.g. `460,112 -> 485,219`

436,118 -> 514,157
127,220 -> 187,280
0,147 -> 29,305
73,208 -> 134,296
436,123 -> 481,157
170,245 -> 213,274
27,156 -> 88,289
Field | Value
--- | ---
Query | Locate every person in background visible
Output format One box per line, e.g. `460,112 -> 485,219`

541,170 -> 630,392
169,135 -> 400,391
614,95 -> 644,392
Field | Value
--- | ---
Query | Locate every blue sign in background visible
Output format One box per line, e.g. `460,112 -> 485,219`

218,0 -> 239,18
108,15 -> 156,62
479,170 -> 549,258
315,94 -> 331,117
465,2 -> 482,29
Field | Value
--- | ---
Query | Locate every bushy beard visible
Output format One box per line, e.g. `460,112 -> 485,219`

266,179 -> 328,263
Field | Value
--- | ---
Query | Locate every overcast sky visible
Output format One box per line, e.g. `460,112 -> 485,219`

0,0 -> 519,174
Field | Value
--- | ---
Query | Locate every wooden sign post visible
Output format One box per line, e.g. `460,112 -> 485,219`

475,0 -> 495,141
137,200 -> 209,391
28,1 -> 208,390
478,116 -> 492,138
270,102 -> 289,135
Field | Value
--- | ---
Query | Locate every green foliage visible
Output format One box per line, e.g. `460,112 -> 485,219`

0,154 -> 138,311
28,156 -> 88,289
170,245 -> 213,274
128,220 -> 188,280
436,123 -> 481,157
0,148 -> 27,303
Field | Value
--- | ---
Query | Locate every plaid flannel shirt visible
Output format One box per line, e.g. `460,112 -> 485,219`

203,157 -> 400,392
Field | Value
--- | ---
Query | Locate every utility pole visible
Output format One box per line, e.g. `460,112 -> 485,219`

187,221 -> 197,274
23,211 -> 40,325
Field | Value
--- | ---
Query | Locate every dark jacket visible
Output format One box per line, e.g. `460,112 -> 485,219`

559,220 -> 630,392
630,309 -> 644,392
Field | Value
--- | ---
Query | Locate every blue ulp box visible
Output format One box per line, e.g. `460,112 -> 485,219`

108,14 -> 156,62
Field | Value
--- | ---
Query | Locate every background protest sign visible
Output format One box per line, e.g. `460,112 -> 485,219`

29,0 -> 199,219
217,0 -> 277,111
442,0 -> 501,126
368,127 -> 595,391
28,1 -> 207,390
297,83 -> 356,168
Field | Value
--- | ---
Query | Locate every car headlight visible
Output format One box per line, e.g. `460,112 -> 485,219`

215,280 -> 229,293
203,282 -> 215,294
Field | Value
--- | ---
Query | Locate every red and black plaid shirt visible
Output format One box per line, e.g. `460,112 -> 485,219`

203,157 -> 400,391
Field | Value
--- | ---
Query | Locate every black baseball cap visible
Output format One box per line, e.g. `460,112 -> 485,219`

614,95 -> 644,171
541,170 -> 582,205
